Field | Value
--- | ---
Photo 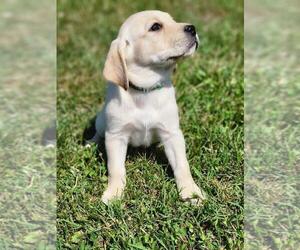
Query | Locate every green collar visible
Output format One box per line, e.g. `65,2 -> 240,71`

129,81 -> 164,93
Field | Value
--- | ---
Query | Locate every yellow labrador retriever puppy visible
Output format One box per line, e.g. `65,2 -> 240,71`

93,10 -> 205,204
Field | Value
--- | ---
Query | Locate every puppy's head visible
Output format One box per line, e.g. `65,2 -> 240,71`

103,10 -> 199,90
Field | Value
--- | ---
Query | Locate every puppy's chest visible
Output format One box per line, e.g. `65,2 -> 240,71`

127,106 -> 163,147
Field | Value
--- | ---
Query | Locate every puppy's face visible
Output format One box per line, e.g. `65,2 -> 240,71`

103,11 -> 199,89
123,11 -> 199,67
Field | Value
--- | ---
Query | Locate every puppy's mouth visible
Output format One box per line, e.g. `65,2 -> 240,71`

190,40 -> 199,51
167,53 -> 185,60
167,40 -> 198,61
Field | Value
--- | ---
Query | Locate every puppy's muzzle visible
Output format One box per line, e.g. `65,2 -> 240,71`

184,24 -> 198,49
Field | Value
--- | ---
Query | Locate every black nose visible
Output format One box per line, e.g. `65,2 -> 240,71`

184,25 -> 196,36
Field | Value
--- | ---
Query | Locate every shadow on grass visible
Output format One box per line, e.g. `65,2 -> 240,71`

82,116 -> 174,179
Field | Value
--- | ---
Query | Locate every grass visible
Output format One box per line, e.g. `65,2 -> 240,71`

245,0 -> 300,249
0,0 -> 56,249
57,0 -> 243,249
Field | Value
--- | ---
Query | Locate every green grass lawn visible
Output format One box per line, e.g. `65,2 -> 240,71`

0,0 -> 56,248
57,0 -> 244,249
245,1 -> 300,249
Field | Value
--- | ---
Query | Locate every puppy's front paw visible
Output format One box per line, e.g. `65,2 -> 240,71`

101,186 -> 124,205
180,182 -> 206,205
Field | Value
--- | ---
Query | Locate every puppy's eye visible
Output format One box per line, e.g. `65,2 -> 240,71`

149,22 -> 162,32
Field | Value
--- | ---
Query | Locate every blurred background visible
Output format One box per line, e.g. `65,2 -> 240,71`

0,0 -> 56,248
245,0 -> 300,249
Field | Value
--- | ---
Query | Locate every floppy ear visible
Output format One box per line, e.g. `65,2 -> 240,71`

103,39 -> 129,90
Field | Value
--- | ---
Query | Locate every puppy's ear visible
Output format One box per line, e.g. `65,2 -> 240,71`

103,39 -> 129,90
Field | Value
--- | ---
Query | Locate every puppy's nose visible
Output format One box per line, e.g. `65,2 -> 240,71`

184,25 -> 196,36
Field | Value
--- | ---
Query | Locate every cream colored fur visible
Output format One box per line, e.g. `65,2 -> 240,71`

93,10 -> 205,205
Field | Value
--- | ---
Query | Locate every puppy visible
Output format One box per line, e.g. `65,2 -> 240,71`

93,10 -> 205,204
